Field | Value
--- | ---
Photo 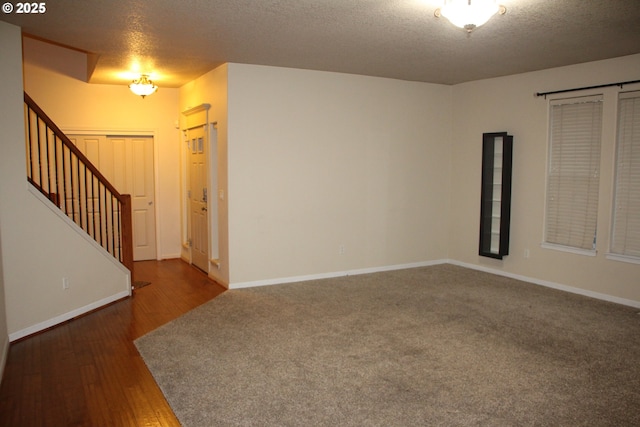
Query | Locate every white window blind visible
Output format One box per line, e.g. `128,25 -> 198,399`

611,91 -> 640,259
545,95 -> 603,251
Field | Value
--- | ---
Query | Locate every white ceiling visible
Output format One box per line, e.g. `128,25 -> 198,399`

2,0 -> 640,87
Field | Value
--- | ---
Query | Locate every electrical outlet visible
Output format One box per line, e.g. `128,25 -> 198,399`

62,277 -> 70,290
524,249 -> 530,259
339,245 -> 346,255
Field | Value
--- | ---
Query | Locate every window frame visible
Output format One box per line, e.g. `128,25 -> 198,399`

607,90 -> 640,264
542,94 -> 604,255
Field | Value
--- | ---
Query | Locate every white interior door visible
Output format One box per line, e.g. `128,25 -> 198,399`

187,126 -> 209,272
68,134 -> 157,261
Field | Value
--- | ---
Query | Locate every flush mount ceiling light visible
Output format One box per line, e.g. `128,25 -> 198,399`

435,0 -> 506,33
129,74 -> 158,98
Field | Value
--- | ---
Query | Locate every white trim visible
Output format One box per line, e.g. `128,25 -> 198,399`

233,258 -> 640,309
540,242 -> 597,257
543,95 -> 603,253
159,252 -> 182,260
9,289 -> 131,342
182,103 -> 211,117
619,90 -> 640,100
448,260 -> 640,309
229,260 -> 448,289
606,253 -> 640,265
60,127 -> 157,136
0,333 -> 9,382
609,91 -> 640,259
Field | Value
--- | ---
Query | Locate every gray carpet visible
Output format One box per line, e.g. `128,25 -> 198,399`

134,264 -> 640,426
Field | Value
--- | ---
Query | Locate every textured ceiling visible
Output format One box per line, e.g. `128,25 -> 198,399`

2,0 -> 640,87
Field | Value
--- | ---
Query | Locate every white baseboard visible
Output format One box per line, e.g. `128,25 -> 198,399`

9,290 -> 131,342
231,258 -> 640,309
448,259 -> 640,309
7,259 -> 637,344
229,259 -> 447,289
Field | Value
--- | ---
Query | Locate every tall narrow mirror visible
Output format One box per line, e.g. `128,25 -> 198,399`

479,132 -> 513,259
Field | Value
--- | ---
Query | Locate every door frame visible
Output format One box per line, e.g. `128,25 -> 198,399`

181,104 -> 212,273
184,124 -> 210,272
62,128 -> 161,260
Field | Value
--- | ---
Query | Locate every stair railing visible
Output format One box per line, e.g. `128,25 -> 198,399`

23,93 -> 134,275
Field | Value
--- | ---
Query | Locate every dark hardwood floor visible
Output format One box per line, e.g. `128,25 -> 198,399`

0,259 -> 226,427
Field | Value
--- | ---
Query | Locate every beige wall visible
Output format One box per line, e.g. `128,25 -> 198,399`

226,64 -> 453,285
0,21 -> 18,375
23,38 -> 182,259
4,22 -> 639,348
0,23 -> 131,339
449,54 -> 640,304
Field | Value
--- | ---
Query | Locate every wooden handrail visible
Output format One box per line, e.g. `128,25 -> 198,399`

24,93 -> 124,201
24,92 -> 134,277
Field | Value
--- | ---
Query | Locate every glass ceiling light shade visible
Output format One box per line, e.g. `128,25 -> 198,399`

129,74 -> 158,98
435,0 -> 506,33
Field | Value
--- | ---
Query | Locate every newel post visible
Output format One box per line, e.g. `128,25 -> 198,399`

120,194 -> 134,282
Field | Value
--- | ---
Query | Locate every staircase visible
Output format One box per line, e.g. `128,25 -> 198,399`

23,93 -> 134,275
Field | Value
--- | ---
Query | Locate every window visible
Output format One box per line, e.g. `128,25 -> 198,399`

544,95 -> 603,253
610,91 -> 640,261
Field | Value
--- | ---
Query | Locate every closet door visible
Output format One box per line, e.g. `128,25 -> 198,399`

68,134 -> 157,261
